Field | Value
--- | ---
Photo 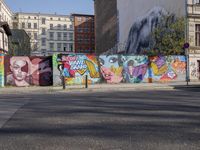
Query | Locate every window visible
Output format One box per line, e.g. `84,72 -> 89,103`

50,24 -> 53,29
34,33 -> 37,40
27,32 -> 32,38
57,43 -> 62,51
28,16 -> 31,19
42,28 -> 46,35
58,18 -> 61,21
69,33 -> 73,40
194,0 -> 200,4
57,24 -> 61,30
69,43 -> 73,51
69,25 -> 73,29
49,32 -> 54,40
57,32 -> 62,40
63,33 -> 67,40
22,22 -> 25,28
196,24 -> 200,46
49,43 -> 54,50
42,18 -> 46,24
63,24 -> 67,30
28,23 -> 31,29
50,17 -> 53,20
41,38 -> 46,46
77,17 -> 82,22
63,43 -> 68,51
34,23 -> 37,29
34,17 -> 37,19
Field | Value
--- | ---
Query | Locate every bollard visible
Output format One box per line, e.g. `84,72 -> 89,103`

62,75 -> 66,90
85,75 -> 88,88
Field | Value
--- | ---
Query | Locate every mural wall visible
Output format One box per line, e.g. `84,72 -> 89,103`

149,56 -> 186,82
4,56 -> 53,87
98,55 -> 123,83
122,56 -> 149,83
1,54 -> 186,87
54,54 -> 101,85
117,0 -> 185,54
0,54 -> 4,87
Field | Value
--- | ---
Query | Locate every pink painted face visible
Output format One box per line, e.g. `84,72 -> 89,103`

100,66 -> 122,83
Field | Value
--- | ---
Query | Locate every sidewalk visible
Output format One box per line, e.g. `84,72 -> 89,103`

0,81 -> 200,94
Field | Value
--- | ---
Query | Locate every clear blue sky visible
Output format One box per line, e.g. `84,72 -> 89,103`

5,0 -> 94,15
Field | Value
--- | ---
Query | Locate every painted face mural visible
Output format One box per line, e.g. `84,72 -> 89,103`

6,57 -> 31,87
59,54 -> 100,85
123,56 -> 148,83
30,57 -> 53,86
99,55 -> 123,83
0,54 -> 4,87
5,56 -> 53,87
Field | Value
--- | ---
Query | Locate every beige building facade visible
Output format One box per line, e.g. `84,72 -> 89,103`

0,0 -> 12,53
13,12 -> 74,56
187,0 -> 200,81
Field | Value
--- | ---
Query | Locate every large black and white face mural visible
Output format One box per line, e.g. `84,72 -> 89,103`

117,0 -> 185,54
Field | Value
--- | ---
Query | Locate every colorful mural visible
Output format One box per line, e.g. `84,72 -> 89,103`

56,54 -> 100,85
0,54 -> 4,87
98,55 -> 123,83
149,56 -> 186,82
122,56 -> 149,83
4,56 -> 53,87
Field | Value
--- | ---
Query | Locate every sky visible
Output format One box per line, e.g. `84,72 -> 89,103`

4,0 -> 94,15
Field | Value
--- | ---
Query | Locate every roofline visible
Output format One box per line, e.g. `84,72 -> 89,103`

71,13 -> 94,17
1,0 -> 13,15
14,12 -> 71,18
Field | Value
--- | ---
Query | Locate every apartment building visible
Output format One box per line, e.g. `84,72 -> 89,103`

13,12 -> 74,56
72,14 -> 95,53
187,0 -> 200,80
0,0 -> 12,54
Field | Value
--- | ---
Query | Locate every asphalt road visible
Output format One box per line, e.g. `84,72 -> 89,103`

0,88 -> 200,150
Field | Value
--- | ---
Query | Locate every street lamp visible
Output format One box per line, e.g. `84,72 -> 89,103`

184,42 -> 190,86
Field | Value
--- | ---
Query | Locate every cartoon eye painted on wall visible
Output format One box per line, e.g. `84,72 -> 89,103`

109,57 -> 118,63
99,58 -> 104,66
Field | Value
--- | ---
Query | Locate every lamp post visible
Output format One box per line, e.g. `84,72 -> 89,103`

184,43 -> 190,86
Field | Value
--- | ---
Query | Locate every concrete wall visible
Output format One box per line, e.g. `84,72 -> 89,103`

94,0 -> 118,55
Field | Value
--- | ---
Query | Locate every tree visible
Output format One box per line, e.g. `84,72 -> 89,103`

147,15 -> 185,56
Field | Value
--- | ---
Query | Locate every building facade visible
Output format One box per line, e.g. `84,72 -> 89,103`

0,0 -> 12,54
13,12 -> 74,56
187,0 -> 200,81
72,14 -> 95,53
94,0 -> 118,55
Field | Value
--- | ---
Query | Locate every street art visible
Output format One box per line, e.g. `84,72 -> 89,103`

190,62 -> 199,79
117,0 -> 185,55
0,54 -> 4,87
55,54 -> 100,85
122,56 -> 148,83
4,56 -> 53,87
98,55 -> 123,83
149,56 -> 186,82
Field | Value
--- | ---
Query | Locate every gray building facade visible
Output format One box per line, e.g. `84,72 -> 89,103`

94,0 -> 118,55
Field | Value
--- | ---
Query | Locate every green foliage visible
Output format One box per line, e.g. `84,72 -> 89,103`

147,15 -> 185,56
